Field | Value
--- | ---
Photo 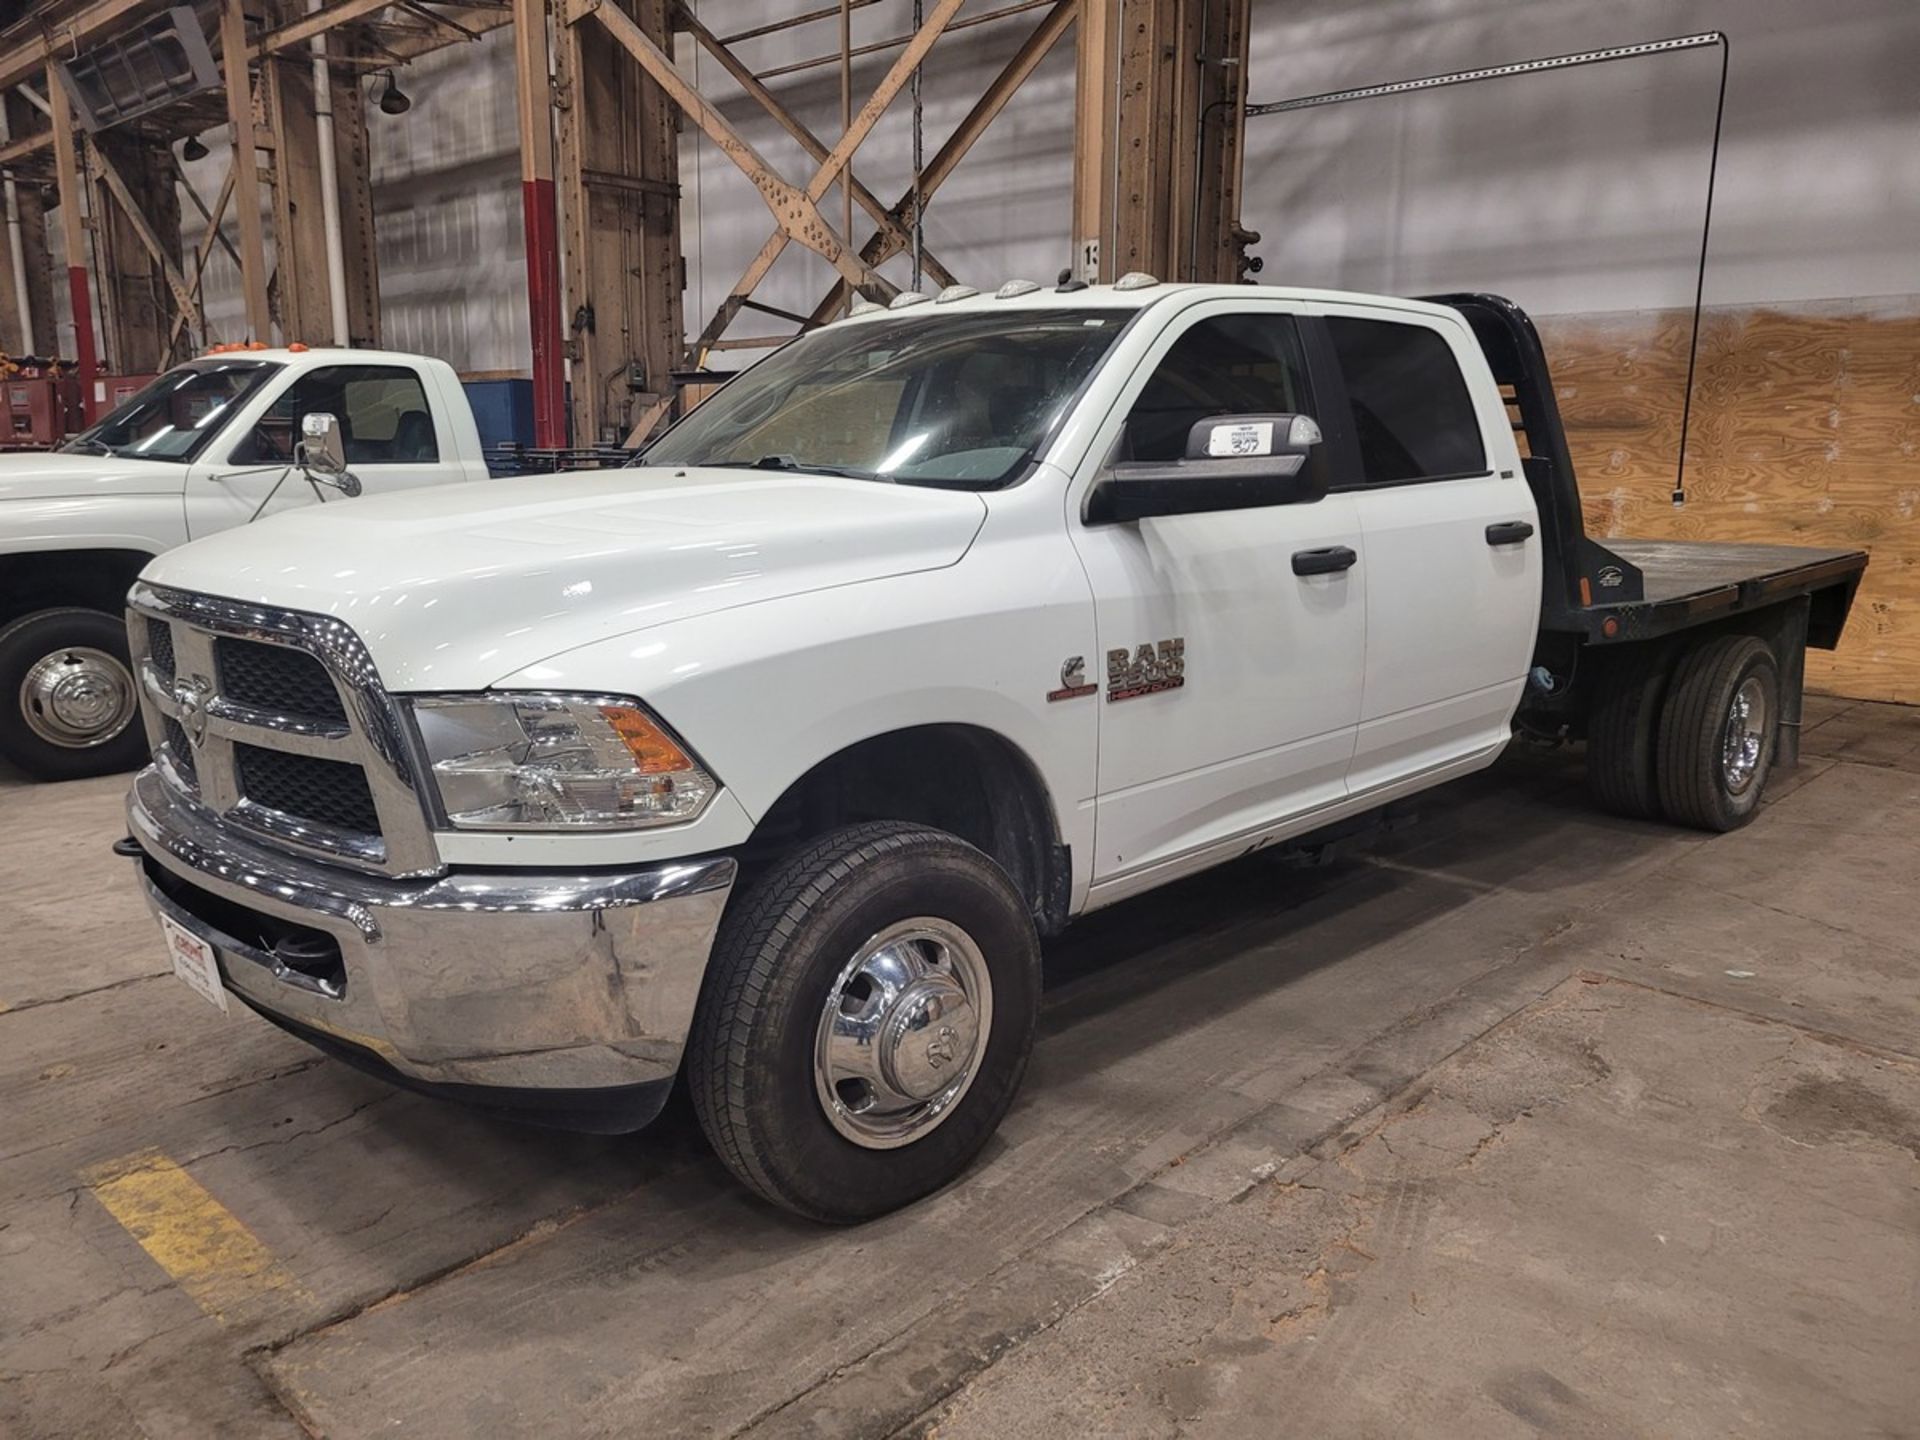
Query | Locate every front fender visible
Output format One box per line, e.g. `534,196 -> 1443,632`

474,533 -> 1100,904
0,494 -> 185,557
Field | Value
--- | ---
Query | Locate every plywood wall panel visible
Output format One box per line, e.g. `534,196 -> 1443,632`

1538,303 -> 1920,703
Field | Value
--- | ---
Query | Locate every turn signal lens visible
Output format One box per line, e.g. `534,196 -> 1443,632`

599,704 -> 695,774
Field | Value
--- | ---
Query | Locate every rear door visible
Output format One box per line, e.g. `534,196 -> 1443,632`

1068,298 -> 1367,896
187,363 -> 469,537
1309,304 -> 1540,794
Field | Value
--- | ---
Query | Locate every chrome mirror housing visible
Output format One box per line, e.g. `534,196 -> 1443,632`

296,413 -> 361,496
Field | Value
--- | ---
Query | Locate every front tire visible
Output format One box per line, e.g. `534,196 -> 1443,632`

0,608 -> 146,781
688,822 -> 1040,1223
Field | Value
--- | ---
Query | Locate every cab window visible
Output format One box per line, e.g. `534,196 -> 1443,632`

1121,313 -> 1313,462
233,365 -> 439,465
1325,317 -> 1486,483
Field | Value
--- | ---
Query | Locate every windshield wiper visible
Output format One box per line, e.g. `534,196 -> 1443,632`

60,437 -> 116,456
713,454 -> 891,483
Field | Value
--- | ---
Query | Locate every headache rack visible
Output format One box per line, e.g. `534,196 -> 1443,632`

1426,292 -> 1865,651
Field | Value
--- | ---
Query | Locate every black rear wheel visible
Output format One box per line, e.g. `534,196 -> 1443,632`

1655,634 -> 1779,831
688,822 -> 1040,1223
1586,643 -> 1675,820
0,608 -> 146,781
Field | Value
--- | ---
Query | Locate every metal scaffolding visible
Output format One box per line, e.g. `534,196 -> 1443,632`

0,0 -> 1255,441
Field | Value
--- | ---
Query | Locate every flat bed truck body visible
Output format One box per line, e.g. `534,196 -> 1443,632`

1438,292 -> 1867,769
120,280 -> 1872,1221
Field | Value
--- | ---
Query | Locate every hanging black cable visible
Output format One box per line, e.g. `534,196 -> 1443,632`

1245,31 -> 1730,508
1673,36 -> 1730,509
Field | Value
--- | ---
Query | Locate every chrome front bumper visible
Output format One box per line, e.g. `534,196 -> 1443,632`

127,767 -> 736,1109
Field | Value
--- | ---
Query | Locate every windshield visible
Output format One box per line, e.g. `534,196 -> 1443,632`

641,309 -> 1129,487
60,361 -> 280,464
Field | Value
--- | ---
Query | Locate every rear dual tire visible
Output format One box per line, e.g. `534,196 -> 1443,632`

1586,633 -> 1780,833
1655,635 -> 1778,831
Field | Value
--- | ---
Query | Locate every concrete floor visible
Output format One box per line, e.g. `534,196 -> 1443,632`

2,696 -> 1917,1439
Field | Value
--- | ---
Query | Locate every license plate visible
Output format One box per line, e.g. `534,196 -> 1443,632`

161,913 -> 229,1014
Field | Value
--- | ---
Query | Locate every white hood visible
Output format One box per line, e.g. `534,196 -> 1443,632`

0,450 -> 184,502
141,466 -> 989,690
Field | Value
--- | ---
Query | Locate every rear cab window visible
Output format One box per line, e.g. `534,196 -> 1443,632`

1324,316 -> 1486,484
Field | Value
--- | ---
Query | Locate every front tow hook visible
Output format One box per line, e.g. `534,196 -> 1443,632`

112,835 -> 143,859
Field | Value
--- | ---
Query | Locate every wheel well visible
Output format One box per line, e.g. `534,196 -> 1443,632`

0,550 -> 152,630
748,725 -> 1071,935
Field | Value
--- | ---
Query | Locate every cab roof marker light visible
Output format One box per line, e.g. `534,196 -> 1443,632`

936,284 -> 979,303
888,291 -> 933,309
1113,271 -> 1161,291
995,279 -> 1041,298
848,295 -> 885,316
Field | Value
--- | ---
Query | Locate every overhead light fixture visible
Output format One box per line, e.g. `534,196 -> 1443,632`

55,4 -> 219,132
180,133 -> 208,161
376,70 -> 411,116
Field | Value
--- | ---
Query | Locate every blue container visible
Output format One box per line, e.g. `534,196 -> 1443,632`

462,378 -> 536,451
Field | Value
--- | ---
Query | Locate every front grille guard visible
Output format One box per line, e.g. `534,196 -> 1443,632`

126,583 -> 443,879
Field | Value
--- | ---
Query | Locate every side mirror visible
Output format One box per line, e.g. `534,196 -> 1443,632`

296,413 -> 362,497
1086,413 -> 1326,524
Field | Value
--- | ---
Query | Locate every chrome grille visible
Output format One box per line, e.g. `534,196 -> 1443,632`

162,716 -> 197,786
217,638 -> 349,723
236,744 -> 382,834
146,617 -> 176,683
126,584 -> 441,878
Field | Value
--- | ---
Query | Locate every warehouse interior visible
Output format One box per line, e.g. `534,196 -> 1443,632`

1,1 -> 1916,1436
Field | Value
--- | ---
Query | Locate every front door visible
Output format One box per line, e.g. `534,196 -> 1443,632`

1311,305 -> 1542,793
1068,301 -> 1368,897
187,363 -> 465,536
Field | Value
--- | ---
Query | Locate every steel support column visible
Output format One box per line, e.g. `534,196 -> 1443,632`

45,66 -> 97,397
262,0 -> 345,346
1184,0 -> 1252,283
221,0 -> 273,340
1079,0 -> 1250,284
554,0 -> 683,446
515,0 -> 567,447
328,36 -> 382,346
0,92 -> 53,355
1071,0 -> 1116,281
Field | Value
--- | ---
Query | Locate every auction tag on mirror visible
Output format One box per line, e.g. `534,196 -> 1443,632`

160,914 -> 229,1014
1207,421 -> 1273,457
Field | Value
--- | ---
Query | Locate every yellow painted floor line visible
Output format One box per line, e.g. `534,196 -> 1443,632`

83,1149 -> 304,1321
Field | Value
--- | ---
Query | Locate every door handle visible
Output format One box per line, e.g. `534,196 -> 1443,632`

1292,545 -> 1358,577
1486,520 -> 1535,546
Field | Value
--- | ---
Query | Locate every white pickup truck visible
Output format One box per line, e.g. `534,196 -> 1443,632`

0,348 -> 488,779
120,281 -> 1866,1222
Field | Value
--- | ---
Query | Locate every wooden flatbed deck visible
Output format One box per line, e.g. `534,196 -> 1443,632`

1607,540 -> 1867,607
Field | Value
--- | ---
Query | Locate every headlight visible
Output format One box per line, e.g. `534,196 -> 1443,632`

409,694 -> 717,830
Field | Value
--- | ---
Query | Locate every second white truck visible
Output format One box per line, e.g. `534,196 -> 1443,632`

119,280 -> 1865,1221
0,348 -> 488,779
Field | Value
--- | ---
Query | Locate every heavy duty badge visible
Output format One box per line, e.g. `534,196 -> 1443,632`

1107,638 -> 1185,701
1046,655 -> 1098,703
